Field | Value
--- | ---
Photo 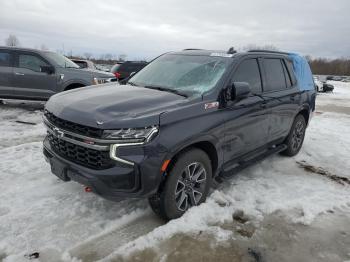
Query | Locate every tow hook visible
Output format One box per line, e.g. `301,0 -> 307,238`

84,186 -> 92,192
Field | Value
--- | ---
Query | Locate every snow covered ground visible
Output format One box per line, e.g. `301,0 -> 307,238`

0,83 -> 350,262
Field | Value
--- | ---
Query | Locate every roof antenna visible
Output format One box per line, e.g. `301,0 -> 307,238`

227,47 -> 237,54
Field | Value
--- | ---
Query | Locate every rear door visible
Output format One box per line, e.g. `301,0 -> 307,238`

261,57 -> 300,143
223,58 -> 270,164
0,49 -> 14,97
12,51 -> 57,99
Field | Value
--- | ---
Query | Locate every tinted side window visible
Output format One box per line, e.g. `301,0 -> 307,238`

18,54 -> 49,72
111,64 -> 121,72
74,61 -> 88,68
281,60 -> 292,88
263,58 -> 286,92
285,59 -> 297,85
119,64 -> 130,73
233,59 -> 262,93
120,63 -> 146,73
0,51 -> 11,67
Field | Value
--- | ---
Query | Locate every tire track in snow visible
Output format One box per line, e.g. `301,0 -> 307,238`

68,214 -> 164,262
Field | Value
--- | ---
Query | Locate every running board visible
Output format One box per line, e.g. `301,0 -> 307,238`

219,144 -> 287,180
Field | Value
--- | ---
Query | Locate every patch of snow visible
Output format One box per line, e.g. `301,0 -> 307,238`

0,83 -> 349,261
317,81 -> 350,108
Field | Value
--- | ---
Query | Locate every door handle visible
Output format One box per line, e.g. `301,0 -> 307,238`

15,72 -> 25,76
290,95 -> 296,101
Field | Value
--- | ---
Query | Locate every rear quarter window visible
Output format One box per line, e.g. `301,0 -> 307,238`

74,61 -> 88,68
281,60 -> 293,88
285,59 -> 297,85
111,64 -> 121,72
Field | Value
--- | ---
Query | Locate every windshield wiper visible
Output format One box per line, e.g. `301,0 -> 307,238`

127,81 -> 139,86
143,85 -> 189,98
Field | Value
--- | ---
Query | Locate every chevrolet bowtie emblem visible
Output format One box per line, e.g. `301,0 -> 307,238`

53,127 -> 64,138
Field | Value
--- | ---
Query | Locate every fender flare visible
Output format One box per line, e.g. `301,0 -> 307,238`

62,80 -> 91,91
162,134 -> 222,177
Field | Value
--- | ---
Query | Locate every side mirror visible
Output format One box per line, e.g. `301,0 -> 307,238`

228,82 -> 251,100
41,65 -> 55,74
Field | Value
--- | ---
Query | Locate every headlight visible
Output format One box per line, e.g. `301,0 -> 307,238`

103,126 -> 159,143
93,77 -> 115,85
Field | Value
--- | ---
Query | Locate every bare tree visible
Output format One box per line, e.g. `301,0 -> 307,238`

308,57 -> 350,76
67,50 -> 73,58
118,54 -> 127,62
104,53 -> 113,61
40,44 -> 48,51
84,52 -> 92,59
5,34 -> 20,47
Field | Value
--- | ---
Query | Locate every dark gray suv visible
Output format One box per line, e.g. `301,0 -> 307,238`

43,48 -> 316,220
0,47 -> 115,100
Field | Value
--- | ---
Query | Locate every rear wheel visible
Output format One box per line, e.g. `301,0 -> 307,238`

149,148 -> 212,220
281,114 -> 306,156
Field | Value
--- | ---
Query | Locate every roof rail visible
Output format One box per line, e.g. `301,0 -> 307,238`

248,49 -> 290,55
227,47 -> 237,54
182,48 -> 202,51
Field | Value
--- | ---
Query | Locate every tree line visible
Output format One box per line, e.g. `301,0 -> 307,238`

307,57 -> 350,76
3,35 -> 350,75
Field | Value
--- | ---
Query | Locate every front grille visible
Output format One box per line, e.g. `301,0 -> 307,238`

47,133 -> 113,169
44,110 -> 103,138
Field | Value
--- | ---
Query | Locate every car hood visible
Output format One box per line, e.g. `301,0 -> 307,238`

45,83 -> 189,129
82,68 -> 115,78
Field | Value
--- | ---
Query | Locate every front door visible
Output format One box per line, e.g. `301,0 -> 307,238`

223,58 -> 270,167
12,51 -> 57,99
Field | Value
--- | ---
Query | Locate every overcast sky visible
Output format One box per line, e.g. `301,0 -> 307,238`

1,0 -> 349,60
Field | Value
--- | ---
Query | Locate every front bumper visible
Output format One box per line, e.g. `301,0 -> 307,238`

43,137 -> 165,200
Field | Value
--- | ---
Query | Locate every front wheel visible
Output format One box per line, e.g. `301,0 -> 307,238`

281,114 -> 306,156
149,149 -> 212,220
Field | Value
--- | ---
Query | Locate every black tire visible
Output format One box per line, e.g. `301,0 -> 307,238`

281,114 -> 306,156
148,148 -> 212,220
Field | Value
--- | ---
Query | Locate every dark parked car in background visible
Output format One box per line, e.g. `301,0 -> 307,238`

43,48 -> 316,220
110,61 -> 147,80
314,78 -> 334,92
322,82 -> 334,92
326,75 -> 346,81
0,47 -> 115,100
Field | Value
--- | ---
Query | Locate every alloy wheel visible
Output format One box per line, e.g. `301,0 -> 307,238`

174,162 -> 207,211
291,120 -> 305,151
